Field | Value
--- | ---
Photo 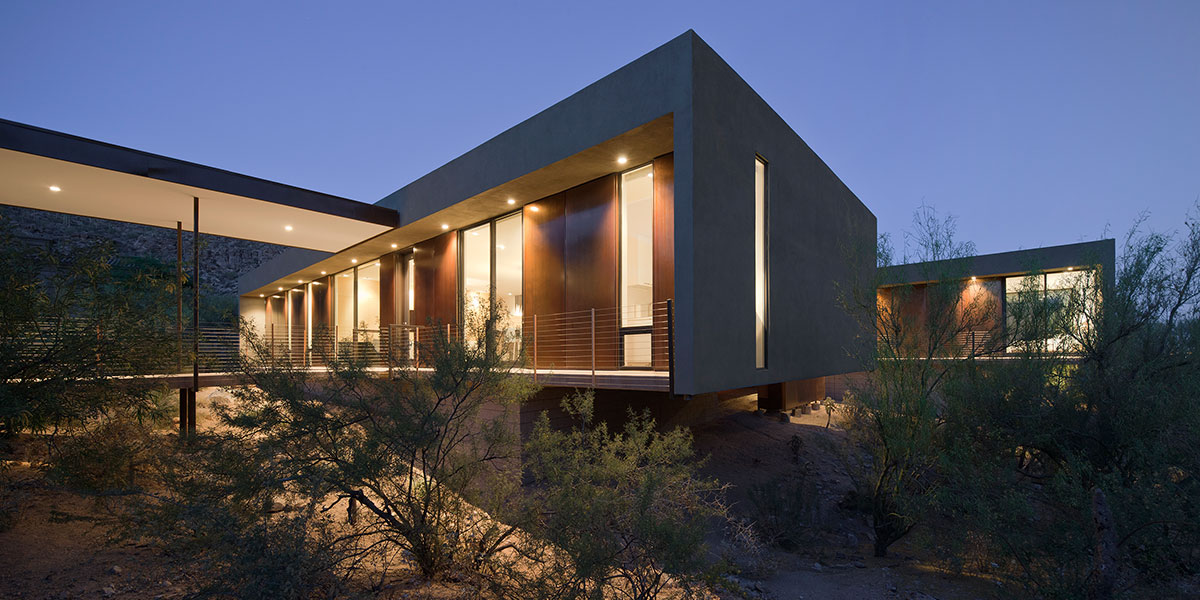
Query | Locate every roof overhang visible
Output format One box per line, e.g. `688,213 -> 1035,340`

879,239 -> 1117,287
240,113 -> 673,297
0,119 -> 397,252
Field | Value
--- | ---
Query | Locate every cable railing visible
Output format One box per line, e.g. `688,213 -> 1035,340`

258,300 -> 676,392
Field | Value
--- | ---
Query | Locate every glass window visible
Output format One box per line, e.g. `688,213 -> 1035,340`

755,157 -> 768,369
621,164 -> 654,328
462,222 -> 492,322
495,213 -> 523,358
357,261 -> 381,350
406,256 -> 415,325
334,269 -> 354,342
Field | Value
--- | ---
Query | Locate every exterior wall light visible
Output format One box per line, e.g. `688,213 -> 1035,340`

529,205 -> 539,212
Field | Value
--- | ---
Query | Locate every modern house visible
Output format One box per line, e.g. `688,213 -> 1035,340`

7,31 -> 1109,420
236,30 -> 876,406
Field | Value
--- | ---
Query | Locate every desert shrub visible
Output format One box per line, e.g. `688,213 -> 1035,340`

506,389 -> 728,600
47,388 -> 174,493
842,205 -> 1200,597
120,435 -> 357,600
747,472 -> 820,552
121,301 -> 535,598
0,217 -> 175,438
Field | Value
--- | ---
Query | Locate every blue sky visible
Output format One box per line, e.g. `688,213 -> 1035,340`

2,1 -> 1196,257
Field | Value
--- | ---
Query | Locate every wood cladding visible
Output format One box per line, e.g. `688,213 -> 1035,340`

413,231 -> 458,326
379,253 -> 396,329
652,153 -> 675,370
564,175 -> 619,369
523,194 -> 566,368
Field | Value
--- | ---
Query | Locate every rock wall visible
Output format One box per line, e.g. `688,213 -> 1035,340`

0,205 -> 288,297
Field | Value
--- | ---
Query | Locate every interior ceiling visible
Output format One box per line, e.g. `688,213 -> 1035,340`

0,148 -> 391,252
245,113 -> 674,298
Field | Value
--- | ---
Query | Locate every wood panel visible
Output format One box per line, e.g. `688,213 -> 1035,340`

379,253 -> 397,329
523,193 -> 566,369
652,153 -> 675,370
414,231 -> 458,327
564,174 -> 619,369
433,231 -> 458,325
310,276 -> 331,363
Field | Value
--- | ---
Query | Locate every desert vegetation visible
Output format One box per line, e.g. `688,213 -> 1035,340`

3,204 -> 1198,599
840,206 -> 1200,598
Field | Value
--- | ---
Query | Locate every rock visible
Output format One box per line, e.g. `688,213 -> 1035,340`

101,587 -> 116,597
776,411 -> 790,423
845,532 -> 859,549
812,561 -> 822,571
854,560 -> 866,568
107,566 -> 123,575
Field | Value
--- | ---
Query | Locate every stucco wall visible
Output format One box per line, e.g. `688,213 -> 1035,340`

681,35 -> 876,395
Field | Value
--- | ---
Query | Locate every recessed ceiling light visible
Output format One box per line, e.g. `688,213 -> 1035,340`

259,294 -> 264,297
617,156 -> 628,165
277,287 -> 284,291
529,205 -> 540,212
970,277 -> 977,281
297,279 -> 304,284
342,273 -> 350,278
441,223 -> 449,230
320,271 -> 327,275
351,258 -> 358,264
507,198 -> 515,205
391,243 -> 398,249
48,185 -> 61,192
284,225 -> 293,231
1067,267 -> 1074,271
272,295 -> 282,298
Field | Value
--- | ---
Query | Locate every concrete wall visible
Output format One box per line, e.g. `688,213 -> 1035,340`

681,35 -> 876,395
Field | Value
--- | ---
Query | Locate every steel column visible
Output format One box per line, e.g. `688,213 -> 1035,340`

189,197 -> 199,437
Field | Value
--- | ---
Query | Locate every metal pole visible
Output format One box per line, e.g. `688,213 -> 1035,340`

176,221 -> 183,373
190,197 -> 199,437
532,315 -> 538,383
591,308 -> 596,388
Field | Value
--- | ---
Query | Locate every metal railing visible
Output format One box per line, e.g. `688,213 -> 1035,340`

258,300 -> 676,392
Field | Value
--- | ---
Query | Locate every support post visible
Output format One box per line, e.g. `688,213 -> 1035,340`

532,315 -> 538,383
176,221 -> 183,373
189,197 -> 199,437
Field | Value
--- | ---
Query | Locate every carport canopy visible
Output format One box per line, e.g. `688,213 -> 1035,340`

0,118 -> 397,251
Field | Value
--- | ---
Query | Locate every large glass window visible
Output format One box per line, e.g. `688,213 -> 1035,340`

357,261 -> 381,350
621,165 -> 655,327
755,157 -> 768,369
334,269 -> 355,342
406,256 -> 415,325
495,213 -> 523,358
620,164 -> 655,367
462,223 -> 492,322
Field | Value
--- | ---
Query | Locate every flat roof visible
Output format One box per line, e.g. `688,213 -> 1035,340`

0,118 -> 397,252
880,239 -> 1116,287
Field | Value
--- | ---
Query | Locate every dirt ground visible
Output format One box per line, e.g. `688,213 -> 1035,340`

1,397 -> 1007,600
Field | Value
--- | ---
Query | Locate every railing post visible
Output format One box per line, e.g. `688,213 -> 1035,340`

533,315 -> 538,383
666,299 -> 675,397
591,307 -> 596,388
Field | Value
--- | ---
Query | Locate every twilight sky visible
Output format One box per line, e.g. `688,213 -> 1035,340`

2,1 -> 1196,258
